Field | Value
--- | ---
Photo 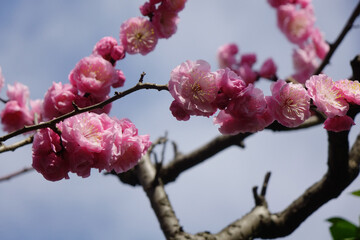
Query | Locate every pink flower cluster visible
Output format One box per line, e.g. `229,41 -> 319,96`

169,60 -> 358,134
43,37 -> 126,121
268,0 -> 329,83
119,0 -> 186,55
0,81 -> 42,133
217,43 -> 277,84
32,112 -> 151,181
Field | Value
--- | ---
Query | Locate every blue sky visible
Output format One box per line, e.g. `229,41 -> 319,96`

0,0 -> 360,239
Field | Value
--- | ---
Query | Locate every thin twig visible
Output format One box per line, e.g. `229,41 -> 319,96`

0,136 -> 34,153
0,82 -> 168,143
0,167 -> 34,182
314,1 -> 360,75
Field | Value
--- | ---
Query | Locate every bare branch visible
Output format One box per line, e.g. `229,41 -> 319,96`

0,82 -> 168,143
0,136 -> 33,153
314,1 -> 360,75
0,167 -> 34,182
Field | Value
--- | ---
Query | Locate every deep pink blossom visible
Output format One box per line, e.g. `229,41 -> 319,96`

170,100 -> 190,121
152,5 -> 179,39
217,43 -> 239,69
32,128 -> 69,181
42,82 -> 78,120
277,4 -> 315,44
1,100 -> 33,132
267,0 -> 294,8
109,118 -> 151,173
323,115 -> 355,132
162,0 -> 187,12
267,80 -> 310,127
305,74 -> 349,117
259,58 -> 277,79
69,55 -> 118,97
311,28 -> 329,59
335,79 -> 360,105
168,60 -> 219,118
120,17 -> 158,55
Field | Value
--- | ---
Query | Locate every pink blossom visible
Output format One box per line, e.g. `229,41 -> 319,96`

238,64 -> 257,85
277,4 -> 315,44
32,128 -> 69,181
214,68 -> 246,109
152,5 -> 179,39
323,115 -> 355,132
92,36 -> 125,63
239,53 -> 257,67
335,79 -> 360,105
112,69 -> 126,88
1,101 -> 33,132
120,17 -> 158,55
305,74 -> 348,117
7,82 -> 30,108
267,80 -> 310,127
69,55 -> 118,97
109,118 -> 151,173
292,44 -> 318,83
217,43 -> 239,69
0,66 -> 4,92
214,108 -> 273,135
139,2 -> 156,16
168,60 -> 219,118
215,84 -> 274,134
42,82 -> 78,120
59,112 -> 114,177
259,58 -> 277,79
311,28 -> 329,59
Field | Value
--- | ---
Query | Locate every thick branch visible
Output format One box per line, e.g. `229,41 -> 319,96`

0,82 -> 168,143
135,153 -> 193,239
314,1 -> 360,75
160,132 -> 252,184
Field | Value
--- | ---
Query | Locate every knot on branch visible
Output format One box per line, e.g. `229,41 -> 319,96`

253,172 -> 271,207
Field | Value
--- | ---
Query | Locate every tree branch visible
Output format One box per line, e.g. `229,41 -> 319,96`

0,82 -> 168,143
314,1 -> 360,75
0,135 -> 34,153
0,167 -> 34,182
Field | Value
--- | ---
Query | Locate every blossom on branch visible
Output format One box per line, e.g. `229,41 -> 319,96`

323,115 -> 355,132
168,60 -> 219,119
335,79 -> 360,105
32,112 -> 151,181
305,74 -> 349,118
120,17 -> 158,55
267,80 -> 310,127
92,36 -> 126,64
69,55 -> 119,98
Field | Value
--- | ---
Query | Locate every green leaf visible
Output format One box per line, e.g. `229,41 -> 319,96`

327,217 -> 359,240
351,190 -> 360,197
